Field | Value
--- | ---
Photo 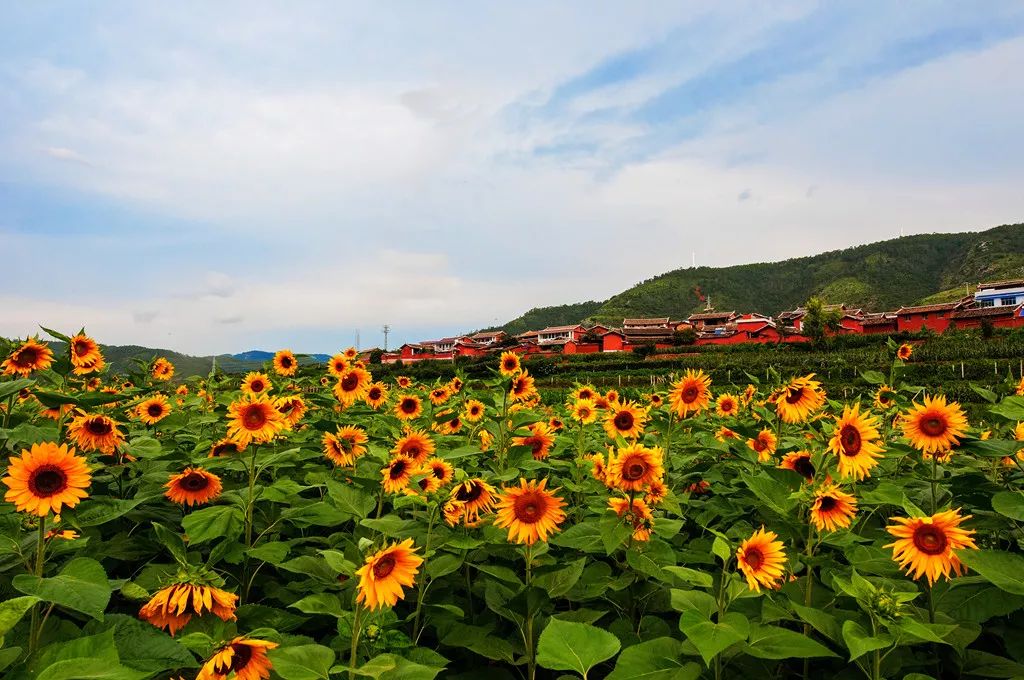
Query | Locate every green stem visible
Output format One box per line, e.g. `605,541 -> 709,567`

869,616 -> 881,680
349,604 -> 364,680
802,521 -> 816,680
29,515 -> 46,654
524,543 -> 535,680
2,393 -> 14,430
411,506 -> 438,641
930,455 -> 939,515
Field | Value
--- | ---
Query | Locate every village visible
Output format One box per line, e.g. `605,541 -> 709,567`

380,278 -> 1024,364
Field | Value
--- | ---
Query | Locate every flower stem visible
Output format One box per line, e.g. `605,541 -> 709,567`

348,604 -> 364,680
28,515 -> 46,654
411,505 -> 438,641
524,543 -> 535,680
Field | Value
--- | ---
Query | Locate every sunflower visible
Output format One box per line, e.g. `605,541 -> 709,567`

669,369 -> 712,417
197,637 -> 279,680
136,394 -> 172,425
327,354 -> 350,378
334,366 -> 372,406
736,527 -> 787,592
885,509 -> 978,584
608,496 -> 654,542
778,450 -> 816,482
428,386 -> 451,406
605,389 -> 620,404
570,399 -> 598,425
272,349 -> 298,377
2,443 -> 91,516
435,414 -> 463,435
715,394 -> 740,418
479,429 -> 494,451
67,413 -> 125,454
513,422 -> 556,460
570,385 -> 597,402
746,428 -> 778,462
139,583 -> 237,636
828,403 -> 885,480
427,458 -> 454,486
645,479 -> 668,505
392,429 -> 435,464
355,538 -> 423,610
2,337 -> 54,377
687,480 -> 711,495
499,351 -> 522,376
873,385 -> 897,410
395,394 -> 423,421
364,382 -> 389,409
226,395 -> 287,448
901,395 -> 969,455
409,474 -> 442,496
450,479 -> 497,522
464,399 -> 485,422
151,357 -> 175,381
165,467 -> 222,507
39,403 -> 74,422
323,426 -> 368,467
742,384 -> 758,405
587,452 -> 608,483
774,374 -> 826,424
443,499 -> 466,526
603,401 -> 648,440
396,375 -> 413,389
715,426 -> 739,442
897,343 -> 913,361
810,483 -> 858,532
175,384 -> 189,396
648,393 -> 664,408
494,478 -> 567,545
69,333 -> 105,375
209,438 -> 244,458
509,371 -> 537,403
241,372 -> 272,397
382,456 -> 416,493
274,394 -> 306,428
343,346 -> 359,360
607,443 -> 664,491
1017,376 -> 1024,397
449,377 -> 464,393
548,417 -> 564,431
593,395 -> 611,410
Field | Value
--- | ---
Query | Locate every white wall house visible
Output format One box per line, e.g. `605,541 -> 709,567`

976,280 -> 1024,308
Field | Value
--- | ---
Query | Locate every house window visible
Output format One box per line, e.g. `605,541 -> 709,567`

1001,296 -> 1017,306
921,313 -> 929,320
980,299 -> 995,307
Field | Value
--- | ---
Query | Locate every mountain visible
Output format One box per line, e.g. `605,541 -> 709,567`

495,222 -> 1024,331
232,350 -> 331,362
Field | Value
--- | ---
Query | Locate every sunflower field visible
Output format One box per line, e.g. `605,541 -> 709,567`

3,331 -> 1024,680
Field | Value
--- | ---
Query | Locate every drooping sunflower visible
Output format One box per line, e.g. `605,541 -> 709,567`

355,538 -> 423,610
774,374 -> 826,424
428,386 -> 451,406
479,429 -> 494,451
274,394 -> 306,428
272,349 -> 298,377
136,394 -> 172,425
433,414 -> 462,436
209,437 -> 244,458
327,354 -> 350,378
715,426 -> 739,442
509,371 -> 537,403
1016,376 -> 1024,397
2,442 -> 91,516
736,527 -> 788,592
427,458 -> 454,486
603,400 -> 648,440
364,382 -> 389,409
548,417 -> 564,431
746,428 -> 778,462
873,385 -> 897,410
570,399 -> 598,425
499,351 -> 522,376
175,384 -> 189,396
885,508 -> 978,584
464,399 -> 485,422
2,337 -> 54,377
165,467 -> 223,507
778,450 -> 816,482
394,394 -> 423,421
450,479 -> 497,522
322,425 -> 368,466
897,343 -> 913,361
334,366 -> 372,406
139,582 -> 237,636
151,357 -> 175,381
901,395 -> 969,455
69,333 -> 105,375
715,394 -> 740,417
449,376 -> 464,394
513,422 -> 556,460
810,483 -> 858,532
443,499 -> 466,526
494,478 -> 567,545
241,372 -> 272,397
381,456 -> 416,493
67,413 -> 125,454
669,369 -> 712,417
197,637 -> 279,680
588,452 -> 608,484
392,429 -> 435,464
608,496 -> 654,542
607,443 -> 665,491
742,384 -> 758,405
226,395 -> 287,448
827,403 -> 885,480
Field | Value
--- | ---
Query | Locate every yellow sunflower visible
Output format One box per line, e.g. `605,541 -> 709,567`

343,346 -> 359,360
897,343 -> 913,361
395,394 -> 423,421
381,456 -> 416,493
810,483 -> 858,532
67,413 -> 125,454
603,400 -> 648,440
668,369 -> 712,417
450,479 -> 497,522
570,384 -> 597,402
333,366 -> 372,406
135,394 -> 172,425
355,538 -> 423,610
774,374 -> 826,424
715,393 -> 740,417
463,399 -> 486,422
605,389 -> 620,404
607,443 -> 664,491
364,382 -> 389,409
165,467 -> 222,507
427,458 -> 454,486
874,385 -> 897,410
209,438 -> 244,458
494,478 -> 567,545
736,527 -> 787,592
139,583 -> 237,636
746,428 -> 778,462
323,426 -> 368,466
499,351 -> 522,376
241,372 -> 272,397
392,429 -> 435,464
226,395 -> 287,448
396,375 -> 413,389
2,337 -> 54,377
151,357 -> 175,381
69,333 -> 105,375
272,349 -> 298,377
826,403 -> 885,480
197,637 -> 278,680
778,450 -> 816,482
2,442 -> 91,516
513,421 -> 556,460
885,509 -> 977,584
327,353 -> 350,378
429,386 -> 451,406
570,399 -> 598,425
901,395 -> 968,455
509,371 -> 537,403
608,496 -> 654,542
274,394 -> 307,428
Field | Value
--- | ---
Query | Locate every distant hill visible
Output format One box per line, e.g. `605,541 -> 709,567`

494,222 -> 1024,331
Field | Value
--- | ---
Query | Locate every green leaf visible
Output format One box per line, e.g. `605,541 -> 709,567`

36,660 -> 148,680
0,595 -> 40,636
0,378 -> 34,401
711,537 -> 731,565
958,550 -> 1024,595
126,436 -> 164,458
841,620 -> 892,662
894,618 -> 956,644
627,549 -> 667,581
83,613 -> 196,674
65,496 -> 149,528
247,541 -> 290,565
791,603 -> 841,642
744,624 -> 837,659
605,637 -> 701,680
741,472 -> 798,516
860,370 -> 886,385
533,558 -> 586,598
992,491 -> 1024,521
550,521 -> 604,554
989,396 -> 1024,421
326,480 -> 376,519
938,582 -> 1024,623
536,618 -> 621,677
679,612 -> 748,666
670,589 -> 716,620
970,384 -> 999,403
600,514 -> 632,554
664,567 -> 713,589
182,505 -> 244,545
13,557 -> 112,620
352,653 -> 446,680
962,650 -> 1024,677
290,593 -> 345,618
269,644 -> 336,680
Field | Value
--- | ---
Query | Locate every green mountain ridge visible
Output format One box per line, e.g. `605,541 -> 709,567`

495,222 -> 1024,332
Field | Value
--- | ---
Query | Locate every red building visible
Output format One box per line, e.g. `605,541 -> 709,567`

895,300 -> 969,333
949,304 -> 1024,330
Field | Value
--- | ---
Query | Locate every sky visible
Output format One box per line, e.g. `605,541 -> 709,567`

2,2 -> 1024,355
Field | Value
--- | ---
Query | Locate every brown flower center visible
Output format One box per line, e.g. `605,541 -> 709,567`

785,387 -> 806,404
401,398 -> 418,413
242,405 -> 267,429
389,459 -> 408,479
281,357 -> 293,367
85,417 -> 113,436
513,492 -> 546,524
920,415 -> 947,437
16,347 -> 39,365
682,385 -> 698,403
230,643 -> 253,672
614,412 -> 635,431
817,495 -> 837,512
840,425 -> 862,455
373,555 -> 396,579
147,404 -> 164,417
73,340 -> 92,356
744,547 -> 764,570
456,482 -> 482,503
622,457 -> 648,481
250,380 -> 265,392
212,442 -> 239,456
180,472 -> 209,492
912,524 -> 948,555
341,374 -> 360,391
794,457 -> 815,480
30,466 -> 69,497
368,387 -> 382,400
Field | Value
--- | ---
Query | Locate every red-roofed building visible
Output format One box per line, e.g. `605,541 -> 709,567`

949,304 -> 1024,330
895,298 -> 971,333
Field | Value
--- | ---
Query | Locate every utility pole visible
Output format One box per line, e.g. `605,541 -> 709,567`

382,324 -> 391,351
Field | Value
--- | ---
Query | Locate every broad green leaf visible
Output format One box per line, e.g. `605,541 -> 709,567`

247,541 -> 290,564
841,620 -> 892,662
627,549 -> 666,581
0,595 -> 40,636
670,589 -> 716,620
13,557 -> 111,620
536,618 -> 621,678
83,614 -> 196,674
600,514 -> 632,554
894,618 -> 956,644
938,582 -> 1024,623
36,660 -> 148,680
989,396 -> 1024,421
326,480 -> 376,519
182,505 -> 244,545
291,593 -> 345,618
533,558 -> 586,598
0,378 -> 35,401
958,550 -> 1024,595
126,436 -> 163,458
962,649 -> 1024,677
664,566 -> 713,589
860,370 -> 886,385
269,643 -> 336,680
65,496 -> 149,528
550,521 -> 604,554
679,612 -> 748,666
791,603 -> 841,642
605,637 -> 700,680
744,624 -> 837,659
991,491 -> 1024,521
352,653 -> 445,680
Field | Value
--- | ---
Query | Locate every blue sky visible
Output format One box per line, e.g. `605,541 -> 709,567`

2,2 -> 1023,354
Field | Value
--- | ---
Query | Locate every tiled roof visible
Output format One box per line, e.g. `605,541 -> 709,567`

539,324 -> 583,333
688,311 -> 736,320
623,317 -> 670,326
977,279 -> 1024,289
950,305 -> 1022,319
896,303 -> 960,314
